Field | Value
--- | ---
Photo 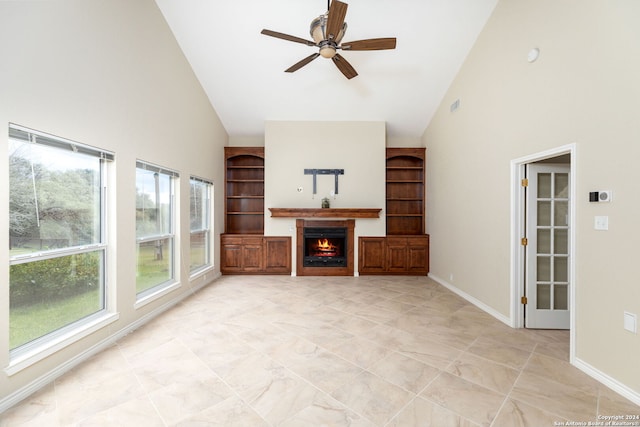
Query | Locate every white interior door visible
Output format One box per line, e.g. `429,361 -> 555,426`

525,164 -> 570,329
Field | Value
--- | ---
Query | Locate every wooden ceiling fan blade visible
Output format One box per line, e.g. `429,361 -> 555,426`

285,53 -> 320,73
326,0 -> 348,41
332,53 -> 358,79
341,37 -> 397,51
261,29 -> 315,46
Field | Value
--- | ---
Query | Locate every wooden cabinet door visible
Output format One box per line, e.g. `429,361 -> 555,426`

241,237 -> 264,271
359,238 -> 386,273
264,237 -> 291,273
386,238 -> 408,272
359,235 -> 429,275
220,240 -> 243,273
407,237 -> 429,273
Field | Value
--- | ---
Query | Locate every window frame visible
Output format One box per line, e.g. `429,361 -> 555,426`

189,176 -> 213,276
134,160 -> 179,303
7,124 -> 117,370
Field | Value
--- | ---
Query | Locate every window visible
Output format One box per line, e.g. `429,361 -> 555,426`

189,177 -> 213,274
135,161 -> 177,298
8,124 -> 112,353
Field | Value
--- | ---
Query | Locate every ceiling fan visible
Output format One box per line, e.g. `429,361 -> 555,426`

261,0 -> 397,79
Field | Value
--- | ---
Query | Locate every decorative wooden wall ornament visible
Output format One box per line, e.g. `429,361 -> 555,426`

303,169 -> 344,195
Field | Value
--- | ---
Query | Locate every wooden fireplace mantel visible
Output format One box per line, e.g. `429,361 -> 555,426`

269,208 -> 381,219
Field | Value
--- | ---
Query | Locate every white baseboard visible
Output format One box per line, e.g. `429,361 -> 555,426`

573,357 -> 640,407
0,275 -> 219,414
429,273 -> 511,326
428,273 -> 640,406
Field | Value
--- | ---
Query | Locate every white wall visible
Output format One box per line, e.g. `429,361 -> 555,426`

0,0 -> 227,403
424,0 -> 640,399
264,121 -> 386,274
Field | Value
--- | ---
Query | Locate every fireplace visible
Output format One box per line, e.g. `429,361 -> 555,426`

303,227 -> 346,267
296,219 -> 355,276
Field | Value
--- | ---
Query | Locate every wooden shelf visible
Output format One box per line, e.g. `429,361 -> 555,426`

269,208 -> 381,218
225,147 -> 265,234
386,148 -> 426,235
227,212 -> 263,215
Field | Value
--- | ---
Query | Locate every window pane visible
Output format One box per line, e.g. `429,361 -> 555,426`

136,168 -> 171,238
10,251 -> 104,349
9,139 -> 101,256
190,180 -> 209,231
136,238 -> 172,294
190,230 -> 209,271
136,163 -> 175,297
190,179 -> 211,273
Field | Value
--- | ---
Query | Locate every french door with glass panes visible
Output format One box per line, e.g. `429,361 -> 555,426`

525,164 -> 570,329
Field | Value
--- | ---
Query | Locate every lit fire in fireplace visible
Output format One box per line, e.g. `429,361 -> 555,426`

312,238 -> 338,256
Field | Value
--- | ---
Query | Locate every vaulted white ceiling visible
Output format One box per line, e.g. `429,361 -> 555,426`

155,0 -> 497,139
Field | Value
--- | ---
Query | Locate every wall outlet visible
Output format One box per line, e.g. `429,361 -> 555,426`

594,216 -> 609,230
449,273 -> 454,282
624,312 -> 637,334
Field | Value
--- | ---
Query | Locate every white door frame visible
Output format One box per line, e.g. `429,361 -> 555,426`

510,143 -> 577,362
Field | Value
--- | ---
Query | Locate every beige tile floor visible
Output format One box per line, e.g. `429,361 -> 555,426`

1,275 -> 639,426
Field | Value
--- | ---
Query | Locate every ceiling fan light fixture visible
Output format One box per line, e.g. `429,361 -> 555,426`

310,14 -> 347,44
319,44 -> 337,58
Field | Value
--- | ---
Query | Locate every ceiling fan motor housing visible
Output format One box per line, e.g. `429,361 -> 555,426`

310,13 -> 347,45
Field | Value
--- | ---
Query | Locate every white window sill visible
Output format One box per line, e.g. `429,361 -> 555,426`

134,281 -> 180,310
189,265 -> 214,281
5,312 -> 120,377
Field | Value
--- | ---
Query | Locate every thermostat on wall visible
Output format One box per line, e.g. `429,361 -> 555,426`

589,190 -> 612,202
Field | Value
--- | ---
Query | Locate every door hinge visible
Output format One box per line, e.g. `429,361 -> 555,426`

521,178 -> 529,187
521,237 -> 528,246
521,296 -> 528,304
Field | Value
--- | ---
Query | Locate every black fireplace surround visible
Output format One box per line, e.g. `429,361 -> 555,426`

303,227 -> 347,267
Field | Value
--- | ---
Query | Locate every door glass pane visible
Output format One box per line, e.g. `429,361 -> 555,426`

555,173 -> 569,198
554,201 -> 568,226
554,284 -> 568,310
537,256 -> 551,281
538,202 -> 551,226
537,229 -> 551,254
537,284 -> 551,309
554,256 -> 568,282
554,229 -> 568,254
538,173 -> 551,198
